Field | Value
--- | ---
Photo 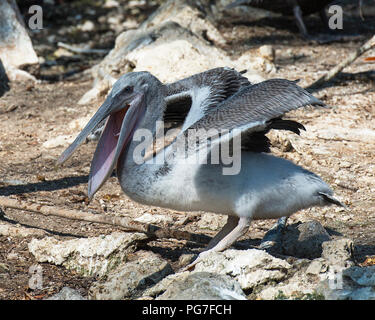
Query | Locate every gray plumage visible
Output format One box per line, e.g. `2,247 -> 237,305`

181,79 -> 324,154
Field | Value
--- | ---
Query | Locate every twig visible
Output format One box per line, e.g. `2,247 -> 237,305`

57,42 -> 109,55
306,35 -> 375,92
359,0 -> 364,20
0,196 -> 210,245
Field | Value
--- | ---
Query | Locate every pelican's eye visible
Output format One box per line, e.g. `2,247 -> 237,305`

123,86 -> 133,94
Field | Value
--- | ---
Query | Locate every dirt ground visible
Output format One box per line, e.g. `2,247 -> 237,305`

0,0 -> 374,299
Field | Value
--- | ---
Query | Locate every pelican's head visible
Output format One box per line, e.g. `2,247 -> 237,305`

57,71 -> 163,199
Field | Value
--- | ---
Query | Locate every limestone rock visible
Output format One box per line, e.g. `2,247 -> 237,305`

0,0 -> 38,68
78,74 -> 116,105
89,251 -> 173,300
306,258 -> 328,275
0,1 -> 38,82
81,21 -> 263,104
134,213 -> 173,225
141,0 -> 225,45
321,238 -> 354,268
257,265 -> 320,300
0,222 -> 47,237
143,271 -> 191,298
145,249 -> 291,298
156,272 -> 246,300
46,287 -> 86,300
2,63 -> 37,82
42,134 -> 75,149
197,213 -> 226,231
28,232 -> 147,277
194,249 -> 291,290
318,269 -> 375,300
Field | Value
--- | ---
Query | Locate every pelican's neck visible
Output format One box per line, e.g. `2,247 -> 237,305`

117,91 -> 166,175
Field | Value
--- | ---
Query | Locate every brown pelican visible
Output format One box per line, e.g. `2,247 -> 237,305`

226,0 -> 334,39
58,70 -> 344,267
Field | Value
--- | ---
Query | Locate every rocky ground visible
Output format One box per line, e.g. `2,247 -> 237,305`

0,0 -> 374,300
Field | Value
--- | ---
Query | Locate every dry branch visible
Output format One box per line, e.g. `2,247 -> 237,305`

307,34 -> 375,91
0,196 -> 210,245
57,42 -> 109,55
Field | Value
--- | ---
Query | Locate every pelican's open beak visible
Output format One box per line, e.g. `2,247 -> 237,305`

57,90 -> 146,199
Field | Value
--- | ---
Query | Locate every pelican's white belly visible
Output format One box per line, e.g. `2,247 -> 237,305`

140,152 -> 332,219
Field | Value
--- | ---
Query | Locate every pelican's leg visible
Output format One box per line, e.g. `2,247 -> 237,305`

205,215 -> 239,251
292,4 -> 309,38
182,216 -> 251,270
259,217 -> 288,252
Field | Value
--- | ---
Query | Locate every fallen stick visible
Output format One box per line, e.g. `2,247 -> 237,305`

306,34 -> 375,91
57,42 -> 109,55
0,196 -> 210,245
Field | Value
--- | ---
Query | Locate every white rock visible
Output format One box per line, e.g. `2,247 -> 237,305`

318,279 -> 375,300
3,64 -> 37,82
309,124 -> 375,143
68,116 -> 92,131
82,21 -> 264,103
234,50 -> 276,74
258,270 -> 318,300
141,0 -> 226,45
78,21 -> 95,32
28,232 -> 147,277
194,249 -> 291,290
306,259 -> 327,275
0,222 -> 46,237
127,39 -> 233,83
46,287 -> 86,300
104,0 -> 119,8
156,272 -> 246,300
143,271 -> 191,298
258,45 -> 275,62
89,250 -> 173,300
321,238 -> 354,268
42,134 -> 75,149
78,75 -> 116,105
0,0 -> 38,68
197,213 -> 226,231
134,213 -> 173,225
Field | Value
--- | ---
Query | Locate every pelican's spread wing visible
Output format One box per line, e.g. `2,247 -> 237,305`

180,78 -> 325,154
88,68 -> 250,140
163,67 -> 250,129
